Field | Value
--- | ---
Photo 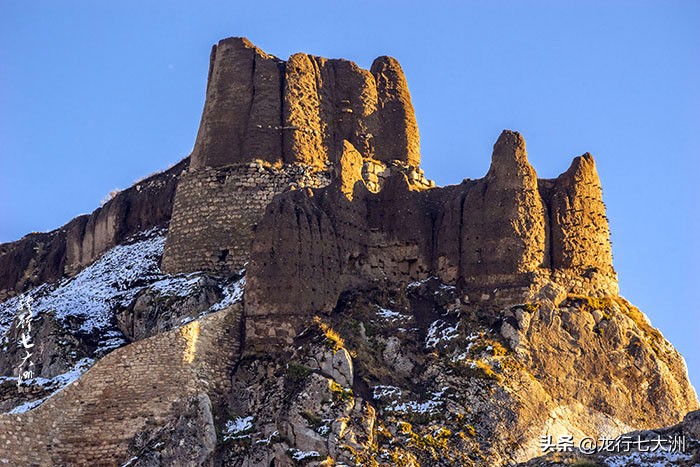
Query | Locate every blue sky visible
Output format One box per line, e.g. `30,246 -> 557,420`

1,1 -> 698,392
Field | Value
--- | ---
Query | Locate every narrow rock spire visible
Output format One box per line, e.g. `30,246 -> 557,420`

460,130 -> 546,280
371,56 -> 421,167
550,153 -> 616,284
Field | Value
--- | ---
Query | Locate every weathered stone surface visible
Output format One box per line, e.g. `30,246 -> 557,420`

306,347 -> 355,388
219,284 -> 699,466
188,37 -> 418,172
161,161 -> 331,275
1,37 -> 695,467
0,312 -> 89,380
459,130 -> 546,284
191,38 -> 284,169
117,277 -> 223,342
127,392 -> 218,467
163,38 -> 423,275
244,132 -> 615,347
518,409 -> 700,466
371,56 -> 421,166
282,54 -> 380,167
282,52 -> 326,166
548,152 -> 617,293
0,230 -> 66,302
336,140 -> 364,201
245,187 -> 345,321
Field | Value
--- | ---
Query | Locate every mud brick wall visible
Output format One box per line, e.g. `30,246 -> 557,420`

245,131 -> 620,347
161,161 -> 330,275
0,306 -> 241,466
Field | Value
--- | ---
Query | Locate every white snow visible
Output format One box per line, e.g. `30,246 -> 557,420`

451,332 -> 481,361
373,385 -> 403,400
376,307 -> 409,323
6,398 -> 46,414
223,415 -> 254,441
407,277 -> 432,290
425,319 -> 459,348
389,398 -> 441,414
373,384 -> 447,415
0,231 -> 166,341
254,430 -> 279,446
604,450 -> 692,467
0,230 -> 246,353
208,275 -> 246,313
289,449 -> 321,461
2,358 -> 94,414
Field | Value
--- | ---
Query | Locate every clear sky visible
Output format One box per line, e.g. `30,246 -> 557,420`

1,1 -> 698,392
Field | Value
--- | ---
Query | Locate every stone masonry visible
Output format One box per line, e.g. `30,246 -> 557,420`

0,306 -> 241,465
161,37 -> 422,275
161,161 -> 330,275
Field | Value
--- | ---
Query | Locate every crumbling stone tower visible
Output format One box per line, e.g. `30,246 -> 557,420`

161,37 -> 427,275
154,37 -> 617,347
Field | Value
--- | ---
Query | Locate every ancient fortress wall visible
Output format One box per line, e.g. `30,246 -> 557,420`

161,37 -> 422,275
122,37 -> 620,347
161,161 -> 330,275
0,307 -> 241,465
1,37 -> 618,353
244,131 -> 619,347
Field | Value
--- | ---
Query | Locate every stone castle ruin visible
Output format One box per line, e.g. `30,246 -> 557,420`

1,37 -> 617,345
1,37 -> 697,467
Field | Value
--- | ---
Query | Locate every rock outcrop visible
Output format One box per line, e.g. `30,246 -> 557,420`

190,37 -> 419,170
519,409 -> 700,466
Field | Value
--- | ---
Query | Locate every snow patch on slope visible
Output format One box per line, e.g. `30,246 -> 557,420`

1,357 -> 94,414
0,230 -> 165,340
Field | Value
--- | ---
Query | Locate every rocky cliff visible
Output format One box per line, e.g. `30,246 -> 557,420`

0,158 -> 187,302
0,37 -> 697,467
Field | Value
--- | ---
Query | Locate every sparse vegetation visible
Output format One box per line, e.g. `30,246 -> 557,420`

468,361 -> 498,380
567,294 -> 616,311
396,421 -> 455,461
615,297 -> 665,354
312,316 -> 345,352
471,339 -> 509,357
329,380 -> 353,404
286,363 -> 312,383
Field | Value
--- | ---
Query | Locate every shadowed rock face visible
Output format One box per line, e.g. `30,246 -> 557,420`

191,38 -> 285,168
190,37 -> 420,169
244,130 -> 618,348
